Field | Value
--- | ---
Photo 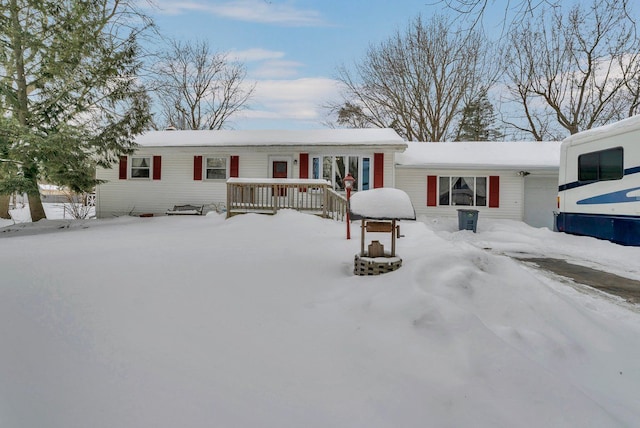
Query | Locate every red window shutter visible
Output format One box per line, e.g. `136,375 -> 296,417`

373,153 -> 384,188
427,175 -> 437,206
299,153 -> 309,179
230,155 -> 239,178
489,175 -> 500,207
153,156 -> 162,180
119,156 -> 127,180
193,156 -> 203,180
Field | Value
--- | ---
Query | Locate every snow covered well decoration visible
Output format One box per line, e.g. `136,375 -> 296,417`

349,188 -> 416,221
349,188 -> 416,275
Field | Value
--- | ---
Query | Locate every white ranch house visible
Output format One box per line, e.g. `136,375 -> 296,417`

96,129 -> 405,218
95,129 -> 561,229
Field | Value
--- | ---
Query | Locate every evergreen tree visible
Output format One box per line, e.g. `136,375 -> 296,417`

336,102 -> 372,129
0,0 -> 152,221
0,119 -> 14,219
455,92 -> 503,141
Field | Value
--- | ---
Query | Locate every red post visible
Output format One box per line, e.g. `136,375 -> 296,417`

344,173 -> 355,240
346,186 -> 351,239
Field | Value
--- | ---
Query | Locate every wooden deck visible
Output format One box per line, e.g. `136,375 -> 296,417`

226,178 -> 347,221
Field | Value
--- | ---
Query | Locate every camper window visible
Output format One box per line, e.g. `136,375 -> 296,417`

578,147 -> 623,182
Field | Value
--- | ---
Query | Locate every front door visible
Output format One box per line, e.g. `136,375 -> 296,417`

272,161 -> 288,196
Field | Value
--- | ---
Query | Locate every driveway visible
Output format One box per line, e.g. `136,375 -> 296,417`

518,257 -> 640,304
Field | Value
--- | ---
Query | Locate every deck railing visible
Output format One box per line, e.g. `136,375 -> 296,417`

226,178 -> 347,220
324,188 -> 348,222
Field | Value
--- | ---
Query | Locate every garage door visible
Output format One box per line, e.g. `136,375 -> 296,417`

524,176 -> 558,229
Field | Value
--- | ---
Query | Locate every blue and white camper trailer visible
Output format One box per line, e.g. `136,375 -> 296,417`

556,116 -> 640,246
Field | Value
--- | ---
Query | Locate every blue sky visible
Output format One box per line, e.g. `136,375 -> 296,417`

141,0 -> 465,130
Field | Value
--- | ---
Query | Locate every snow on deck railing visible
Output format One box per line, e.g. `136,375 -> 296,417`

227,178 -> 330,186
226,178 -> 346,221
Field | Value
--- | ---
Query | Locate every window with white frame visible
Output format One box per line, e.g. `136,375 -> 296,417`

131,156 -> 151,178
439,176 -> 487,206
205,157 -> 227,179
311,155 -> 371,191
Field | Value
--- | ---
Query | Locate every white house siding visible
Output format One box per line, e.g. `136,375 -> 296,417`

95,146 -> 401,218
383,151 -> 396,188
95,147 -> 271,218
395,167 -> 525,221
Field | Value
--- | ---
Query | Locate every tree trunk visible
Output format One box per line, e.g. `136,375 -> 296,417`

28,193 -> 46,221
10,0 -> 46,222
25,174 -> 46,221
0,195 -> 10,219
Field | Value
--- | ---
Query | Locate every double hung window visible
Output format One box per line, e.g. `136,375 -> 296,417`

131,157 -> 151,178
439,176 -> 487,206
206,157 -> 227,180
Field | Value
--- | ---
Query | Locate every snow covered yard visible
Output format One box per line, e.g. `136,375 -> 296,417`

1,210 -> 640,427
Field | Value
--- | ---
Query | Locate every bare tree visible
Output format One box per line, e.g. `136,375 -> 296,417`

152,39 -> 254,130
329,14 -> 496,142
435,0 -> 634,32
501,0 -> 640,140
621,65 -> 640,118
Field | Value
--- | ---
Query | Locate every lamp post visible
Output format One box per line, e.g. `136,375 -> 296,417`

343,173 -> 355,240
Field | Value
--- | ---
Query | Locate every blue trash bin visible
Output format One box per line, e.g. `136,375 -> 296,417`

457,209 -> 479,233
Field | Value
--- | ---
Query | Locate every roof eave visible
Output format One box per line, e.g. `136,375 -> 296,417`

395,163 -> 559,171
136,142 -> 408,150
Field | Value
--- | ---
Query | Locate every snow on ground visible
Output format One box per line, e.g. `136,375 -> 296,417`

1,208 -> 640,428
5,201 -> 92,224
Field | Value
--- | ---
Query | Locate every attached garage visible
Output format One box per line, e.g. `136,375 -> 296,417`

394,141 -> 561,228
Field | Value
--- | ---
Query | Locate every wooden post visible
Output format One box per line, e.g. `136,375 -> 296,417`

360,219 -> 366,256
391,220 -> 396,257
322,185 -> 328,218
272,186 -> 277,214
226,182 -> 232,219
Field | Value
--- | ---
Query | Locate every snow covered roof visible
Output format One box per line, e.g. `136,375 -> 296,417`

134,129 -> 407,148
562,114 -> 640,146
395,141 -> 562,170
349,188 -> 416,220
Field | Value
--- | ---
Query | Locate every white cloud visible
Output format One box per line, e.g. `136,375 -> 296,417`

231,48 -> 304,79
149,0 -> 326,26
239,77 -> 342,122
252,60 -> 305,79
230,48 -> 286,62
